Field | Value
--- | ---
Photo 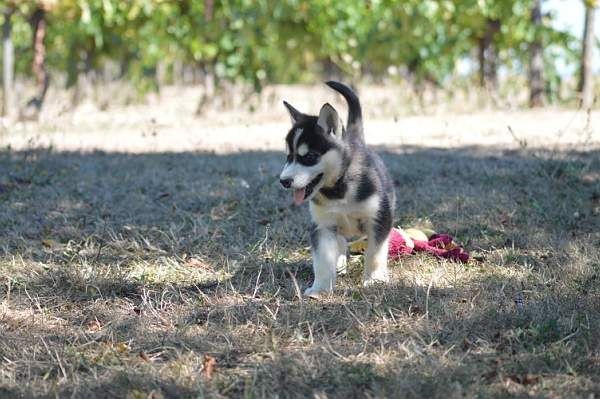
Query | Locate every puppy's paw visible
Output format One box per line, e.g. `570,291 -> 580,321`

336,258 -> 348,276
362,272 -> 389,287
304,286 -> 332,299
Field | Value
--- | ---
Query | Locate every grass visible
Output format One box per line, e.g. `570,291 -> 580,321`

0,121 -> 599,397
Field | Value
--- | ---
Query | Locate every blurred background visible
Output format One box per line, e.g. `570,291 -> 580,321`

0,0 -> 599,125
2,4 -> 600,398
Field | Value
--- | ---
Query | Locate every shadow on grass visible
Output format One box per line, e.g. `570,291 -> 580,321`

1,145 -> 597,262
0,145 -> 599,397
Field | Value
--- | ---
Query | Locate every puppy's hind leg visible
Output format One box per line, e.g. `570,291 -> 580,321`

364,198 -> 393,286
336,234 -> 348,275
305,226 -> 338,298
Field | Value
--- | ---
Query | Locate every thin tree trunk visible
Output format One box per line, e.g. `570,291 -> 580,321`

478,18 -> 500,92
529,0 -> 545,107
21,7 -> 49,120
579,3 -> 596,108
204,0 -> 214,22
30,8 -> 49,109
2,8 -> 14,117
484,19 -> 500,92
156,61 -> 166,86
66,43 -> 79,88
196,63 -> 215,115
485,48 -> 499,92
478,37 -> 485,87
173,59 -> 183,85
119,52 -> 131,79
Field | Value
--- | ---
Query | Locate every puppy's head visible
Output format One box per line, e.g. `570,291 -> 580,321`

279,101 -> 344,205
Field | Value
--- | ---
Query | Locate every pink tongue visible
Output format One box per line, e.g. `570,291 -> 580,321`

293,188 -> 306,205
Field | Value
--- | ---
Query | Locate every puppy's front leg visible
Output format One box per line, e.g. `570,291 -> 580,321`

305,226 -> 338,298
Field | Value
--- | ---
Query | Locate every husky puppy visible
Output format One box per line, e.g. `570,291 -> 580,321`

280,81 -> 395,297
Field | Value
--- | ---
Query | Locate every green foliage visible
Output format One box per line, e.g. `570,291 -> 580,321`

0,0 -> 579,94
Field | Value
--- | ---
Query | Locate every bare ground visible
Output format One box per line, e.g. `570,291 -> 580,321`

0,85 -> 599,398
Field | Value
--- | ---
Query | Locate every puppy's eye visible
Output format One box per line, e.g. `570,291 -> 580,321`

303,151 -> 320,163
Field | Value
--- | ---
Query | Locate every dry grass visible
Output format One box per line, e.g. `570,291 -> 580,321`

0,85 -> 599,398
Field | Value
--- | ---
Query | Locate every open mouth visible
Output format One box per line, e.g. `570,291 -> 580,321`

293,173 -> 324,205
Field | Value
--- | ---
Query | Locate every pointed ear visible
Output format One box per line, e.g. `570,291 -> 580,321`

283,101 -> 306,124
317,103 -> 341,136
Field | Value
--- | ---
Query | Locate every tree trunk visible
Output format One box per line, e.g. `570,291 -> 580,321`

529,0 -> 545,107
204,0 -> 214,22
21,8 -> 49,120
478,37 -> 486,87
478,19 -> 500,92
173,59 -> 183,85
579,3 -> 596,109
2,8 -> 14,117
31,8 -> 49,107
196,63 -> 216,115
66,43 -> 79,88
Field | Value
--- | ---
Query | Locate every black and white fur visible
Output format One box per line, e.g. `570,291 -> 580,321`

279,81 -> 395,297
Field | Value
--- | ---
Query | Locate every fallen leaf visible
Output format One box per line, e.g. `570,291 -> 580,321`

210,202 -> 237,220
409,305 -> 423,316
461,338 -> 472,350
115,342 -> 129,353
202,355 -> 217,379
506,373 -> 539,386
185,258 -> 210,269
41,238 -> 59,249
86,319 -> 102,332
582,172 -> 599,185
148,390 -> 163,399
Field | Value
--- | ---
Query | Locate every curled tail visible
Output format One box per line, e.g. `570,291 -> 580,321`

325,81 -> 364,141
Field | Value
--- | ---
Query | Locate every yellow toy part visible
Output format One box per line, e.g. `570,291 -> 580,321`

403,228 -> 428,242
349,226 -> 427,254
349,239 -> 368,254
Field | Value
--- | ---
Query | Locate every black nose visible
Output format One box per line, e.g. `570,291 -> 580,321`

280,178 -> 292,188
